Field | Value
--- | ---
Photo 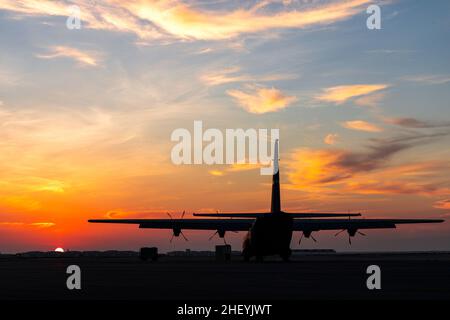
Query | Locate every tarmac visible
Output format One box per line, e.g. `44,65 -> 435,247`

1,252 -> 449,300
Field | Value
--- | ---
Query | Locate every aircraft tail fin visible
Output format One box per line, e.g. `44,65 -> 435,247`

270,139 -> 281,214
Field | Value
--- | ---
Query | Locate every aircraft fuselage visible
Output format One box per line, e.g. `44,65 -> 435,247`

242,214 -> 293,261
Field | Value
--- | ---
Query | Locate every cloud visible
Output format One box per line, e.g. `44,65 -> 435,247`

316,84 -> 388,104
366,49 -> 415,54
0,0 -> 374,41
105,209 -> 177,219
200,67 -> 297,86
286,142 -> 450,197
28,222 -> 56,228
227,163 -> 262,172
287,130 -> 450,189
35,46 -> 101,67
345,181 -> 447,196
195,48 -> 214,55
208,170 -> 224,176
122,0 -> 372,40
402,75 -> 450,85
384,117 -> 450,129
200,67 -> 248,86
27,178 -> 66,193
354,92 -> 386,108
342,120 -> 383,132
0,0 -> 163,40
0,222 -> 24,226
434,199 -> 450,210
324,133 -> 338,145
0,221 -> 55,228
207,163 -> 267,176
0,0 -> 68,16
227,86 -> 297,114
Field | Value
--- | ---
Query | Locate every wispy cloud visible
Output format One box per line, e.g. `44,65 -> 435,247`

195,47 -> 214,55
206,163 -> 264,177
0,0 -> 373,41
316,84 -> 389,104
434,199 -> 450,210
228,163 -> 263,172
36,46 -> 101,67
324,133 -> 339,145
366,49 -> 415,54
384,117 -> 450,129
0,222 -> 24,226
0,0 -> 163,40
208,170 -> 224,176
28,222 -> 56,228
0,0 -> 68,16
201,67 -> 243,86
122,0 -> 372,40
227,86 -> 297,114
200,67 -> 297,86
402,75 -> 450,85
354,92 -> 386,108
0,221 -> 55,228
342,120 -> 383,132
104,209 -> 179,219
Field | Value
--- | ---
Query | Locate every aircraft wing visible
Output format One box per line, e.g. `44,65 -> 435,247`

293,218 -> 444,232
193,212 -> 361,218
88,219 -> 254,231
89,217 -> 443,232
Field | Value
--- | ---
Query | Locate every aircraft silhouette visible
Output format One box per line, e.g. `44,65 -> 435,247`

89,140 -> 444,261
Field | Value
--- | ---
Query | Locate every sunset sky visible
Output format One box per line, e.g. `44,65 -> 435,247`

0,0 -> 449,253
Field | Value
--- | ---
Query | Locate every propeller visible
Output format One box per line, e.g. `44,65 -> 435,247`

209,229 -> 237,244
209,230 -> 219,241
299,231 -> 317,245
179,231 -> 189,242
167,211 -> 188,242
209,229 -> 228,244
335,229 -> 366,245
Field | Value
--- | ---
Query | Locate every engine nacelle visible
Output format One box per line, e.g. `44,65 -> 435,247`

173,227 -> 181,237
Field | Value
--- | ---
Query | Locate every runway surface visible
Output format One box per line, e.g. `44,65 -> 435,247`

1,252 -> 449,300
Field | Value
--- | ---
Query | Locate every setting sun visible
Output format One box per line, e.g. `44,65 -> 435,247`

54,247 -> 65,253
